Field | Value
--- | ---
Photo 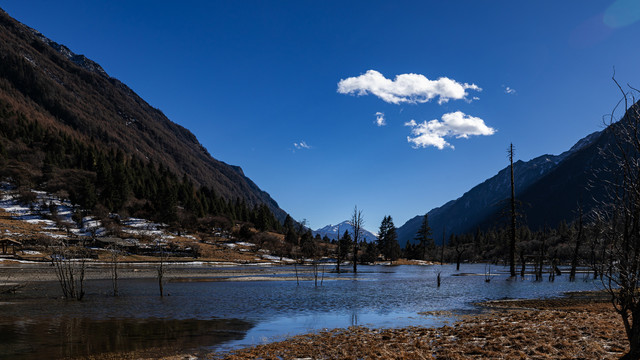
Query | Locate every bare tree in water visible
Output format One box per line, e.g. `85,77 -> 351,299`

51,240 -> 87,300
508,143 -> 517,277
108,243 -> 120,296
350,206 -> 364,273
157,244 -> 167,297
569,204 -> 584,282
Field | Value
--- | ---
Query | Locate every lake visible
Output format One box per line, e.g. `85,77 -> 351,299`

0,263 -> 602,359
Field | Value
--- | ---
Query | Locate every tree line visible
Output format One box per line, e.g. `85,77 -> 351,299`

0,99 -> 282,232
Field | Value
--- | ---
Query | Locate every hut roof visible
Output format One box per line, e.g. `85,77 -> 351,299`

0,238 -> 22,245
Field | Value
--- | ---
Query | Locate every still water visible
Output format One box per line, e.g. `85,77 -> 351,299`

0,264 -> 602,358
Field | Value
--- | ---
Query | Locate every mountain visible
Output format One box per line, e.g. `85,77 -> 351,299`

313,220 -> 378,242
397,129 -> 605,248
0,8 -> 286,221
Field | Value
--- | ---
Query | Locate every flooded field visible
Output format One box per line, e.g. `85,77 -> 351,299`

0,263 -> 602,359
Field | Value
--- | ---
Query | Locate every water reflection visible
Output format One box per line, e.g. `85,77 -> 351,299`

0,264 -> 601,358
0,317 -> 252,360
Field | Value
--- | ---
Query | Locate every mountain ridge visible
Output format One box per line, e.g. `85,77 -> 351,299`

0,7 -> 286,221
397,129 -> 603,247
313,220 -> 378,242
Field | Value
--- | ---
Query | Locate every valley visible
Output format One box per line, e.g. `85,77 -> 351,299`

1,2 -> 639,359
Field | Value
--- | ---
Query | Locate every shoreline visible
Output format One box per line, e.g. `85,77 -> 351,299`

2,261 -> 624,359
0,258 -> 436,283
74,292 -> 626,360
208,294 -> 626,360
0,260 -> 323,283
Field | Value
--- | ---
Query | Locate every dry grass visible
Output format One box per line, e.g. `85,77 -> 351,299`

0,206 -> 270,264
213,297 -> 628,360
0,208 -> 60,238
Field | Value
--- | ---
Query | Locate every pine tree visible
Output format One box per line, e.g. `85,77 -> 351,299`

285,227 -> 298,245
361,242 -> 379,264
337,230 -> 352,273
79,177 -> 97,210
415,213 -> 433,260
378,215 -> 401,263
301,230 -> 318,259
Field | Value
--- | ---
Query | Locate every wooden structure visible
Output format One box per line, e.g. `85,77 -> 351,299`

0,238 -> 21,255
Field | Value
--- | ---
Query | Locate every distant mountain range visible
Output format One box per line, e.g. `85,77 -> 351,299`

313,220 -> 378,242
397,127 -> 610,248
0,8 -> 286,221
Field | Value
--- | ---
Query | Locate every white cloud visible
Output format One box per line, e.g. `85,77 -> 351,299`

294,141 -> 311,150
404,111 -> 496,150
375,112 -> 386,126
503,85 -> 516,94
337,70 -> 481,105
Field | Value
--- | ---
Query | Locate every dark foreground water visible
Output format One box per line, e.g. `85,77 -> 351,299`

0,264 -> 602,359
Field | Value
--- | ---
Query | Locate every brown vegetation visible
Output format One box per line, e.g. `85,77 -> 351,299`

214,297 -> 626,359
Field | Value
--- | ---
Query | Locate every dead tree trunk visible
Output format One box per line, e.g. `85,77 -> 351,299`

336,226 -> 341,273
509,143 -> 517,277
109,244 -> 120,296
570,205 -> 584,281
350,206 -> 364,274
454,241 -> 465,271
440,227 -> 445,264
157,246 -> 166,297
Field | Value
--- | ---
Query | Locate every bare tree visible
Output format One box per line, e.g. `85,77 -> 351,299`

508,143 -> 517,277
452,235 -> 467,271
51,240 -> 87,300
519,247 -> 526,278
440,227 -> 446,264
594,79 -> 640,359
569,204 -> 584,281
535,232 -> 546,282
108,243 -> 120,296
350,206 -> 364,273
157,245 -> 167,297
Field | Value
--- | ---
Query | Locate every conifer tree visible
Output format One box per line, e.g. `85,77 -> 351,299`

415,213 -> 433,260
337,230 -> 352,273
377,215 -> 401,263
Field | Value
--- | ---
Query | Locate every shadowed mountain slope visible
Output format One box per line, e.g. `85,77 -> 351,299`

397,128 -> 607,248
0,8 -> 285,220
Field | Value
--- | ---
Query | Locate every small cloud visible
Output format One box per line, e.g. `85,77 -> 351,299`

404,111 -> 496,150
472,96 -> 480,101
375,112 -> 386,126
338,70 -> 481,105
503,85 -> 516,95
293,141 -> 311,150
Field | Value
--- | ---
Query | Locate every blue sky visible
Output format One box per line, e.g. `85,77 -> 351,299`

3,1 -> 640,230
